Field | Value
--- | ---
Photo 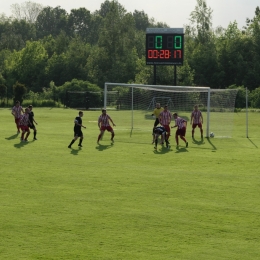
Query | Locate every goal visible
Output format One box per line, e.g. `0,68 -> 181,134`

103,83 -> 238,138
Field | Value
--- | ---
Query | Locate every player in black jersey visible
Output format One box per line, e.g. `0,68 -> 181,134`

68,111 -> 86,148
153,126 -> 169,150
28,105 -> 38,140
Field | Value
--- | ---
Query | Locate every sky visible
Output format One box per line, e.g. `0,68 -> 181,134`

0,0 -> 259,29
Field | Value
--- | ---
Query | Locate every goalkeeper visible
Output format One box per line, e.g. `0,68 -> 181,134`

153,126 -> 169,150
151,103 -> 163,133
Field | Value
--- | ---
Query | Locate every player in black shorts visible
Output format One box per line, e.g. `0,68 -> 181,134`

153,126 -> 169,150
68,111 -> 86,148
28,105 -> 38,140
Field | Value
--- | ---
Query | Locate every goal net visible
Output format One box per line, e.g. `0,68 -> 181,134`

103,83 -> 238,138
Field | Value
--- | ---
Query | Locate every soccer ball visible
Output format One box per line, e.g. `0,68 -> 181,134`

210,132 -> 214,138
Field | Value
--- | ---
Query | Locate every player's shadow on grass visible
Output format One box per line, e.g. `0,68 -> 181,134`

14,141 -> 31,149
192,137 -> 205,146
96,143 -> 114,151
69,147 -> 83,155
175,146 -> 189,153
6,133 -> 19,140
153,145 -> 171,154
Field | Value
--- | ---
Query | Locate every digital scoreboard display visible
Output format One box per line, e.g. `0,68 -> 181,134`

146,28 -> 184,65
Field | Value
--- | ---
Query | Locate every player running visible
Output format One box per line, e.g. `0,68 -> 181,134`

97,108 -> 116,144
11,100 -> 24,133
19,107 -> 32,142
68,111 -> 86,148
28,105 -> 38,140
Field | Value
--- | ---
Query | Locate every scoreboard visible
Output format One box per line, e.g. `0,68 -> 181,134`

146,28 -> 184,65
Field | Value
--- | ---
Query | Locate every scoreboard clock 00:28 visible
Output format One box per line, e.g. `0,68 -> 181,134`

146,28 -> 184,65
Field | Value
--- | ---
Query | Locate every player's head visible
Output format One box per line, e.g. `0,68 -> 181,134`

102,108 -> 106,114
79,111 -> 83,117
156,103 -> 160,108
25,107 -> 30,113
15,101 -> 20,106
164,105 -> 168,110
173,112 -> 178,118
28,105 -> 33,110
194,105 -> 198,110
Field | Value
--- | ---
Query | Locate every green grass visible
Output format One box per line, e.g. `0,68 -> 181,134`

1,108 -> 260,259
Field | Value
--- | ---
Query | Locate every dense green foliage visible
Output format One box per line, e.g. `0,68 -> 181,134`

0,0 -> 260,107
1,108 -> 260,259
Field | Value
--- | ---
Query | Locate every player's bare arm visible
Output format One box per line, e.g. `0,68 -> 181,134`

110,118 -> 116,126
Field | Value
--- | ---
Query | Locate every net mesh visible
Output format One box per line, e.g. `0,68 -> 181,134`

104,84 -> 238,138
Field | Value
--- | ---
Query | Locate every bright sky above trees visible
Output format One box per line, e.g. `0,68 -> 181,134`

1,0 -> 259,29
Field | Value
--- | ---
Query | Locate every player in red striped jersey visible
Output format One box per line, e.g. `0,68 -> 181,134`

97,108 -> 116,144
159,105 -> 172,141
11,100 -> 24,133
190,105 -> 203,138
172,113 -> 188,148
19,107 -> 32,142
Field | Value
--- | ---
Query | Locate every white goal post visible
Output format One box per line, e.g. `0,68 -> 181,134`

103,83 -> 238,138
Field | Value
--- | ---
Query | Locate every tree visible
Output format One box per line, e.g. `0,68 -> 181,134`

132,10 -> 149,31
250,87 -> 260,108
0,73 -> 7,103
189,0 -> 213,44
11,1 -> 43,23
185,0 -> 218,87
97,1 -> 137,84
35,6 -> 69,39
0,84 -> 7,101
13,82 -> 27,104
228,85 -> 247,108
11,41 -> 48,91
68,8 -> 92,41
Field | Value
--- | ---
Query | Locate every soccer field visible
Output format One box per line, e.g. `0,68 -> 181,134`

1,107 -> 260,260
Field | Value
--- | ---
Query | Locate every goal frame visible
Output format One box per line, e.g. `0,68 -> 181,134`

104,83 -> 211,137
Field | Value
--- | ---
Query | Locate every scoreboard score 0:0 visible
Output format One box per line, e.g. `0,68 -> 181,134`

146,28 -> 184,65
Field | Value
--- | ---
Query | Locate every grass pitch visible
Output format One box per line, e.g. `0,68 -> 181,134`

0,108 -> 260,260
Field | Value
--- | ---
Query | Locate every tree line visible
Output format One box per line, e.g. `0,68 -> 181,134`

0,0 -> 260,108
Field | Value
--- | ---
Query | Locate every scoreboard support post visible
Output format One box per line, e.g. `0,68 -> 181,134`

154,65 -> 156,85
146,28 -> 184,86
174,65 -> 177,86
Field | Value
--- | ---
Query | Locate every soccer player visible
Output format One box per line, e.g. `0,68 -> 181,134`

28,105 -> 38,140
19,107 -> 32,142
97,108 -> 116,144
153,126 -> 169,150
151,103 -> 163,133
68,111 -> 86,148
172,113 -> 188,148
190,105 -> 203,138
159,105 -> 172,140
11,100 -> 24,133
